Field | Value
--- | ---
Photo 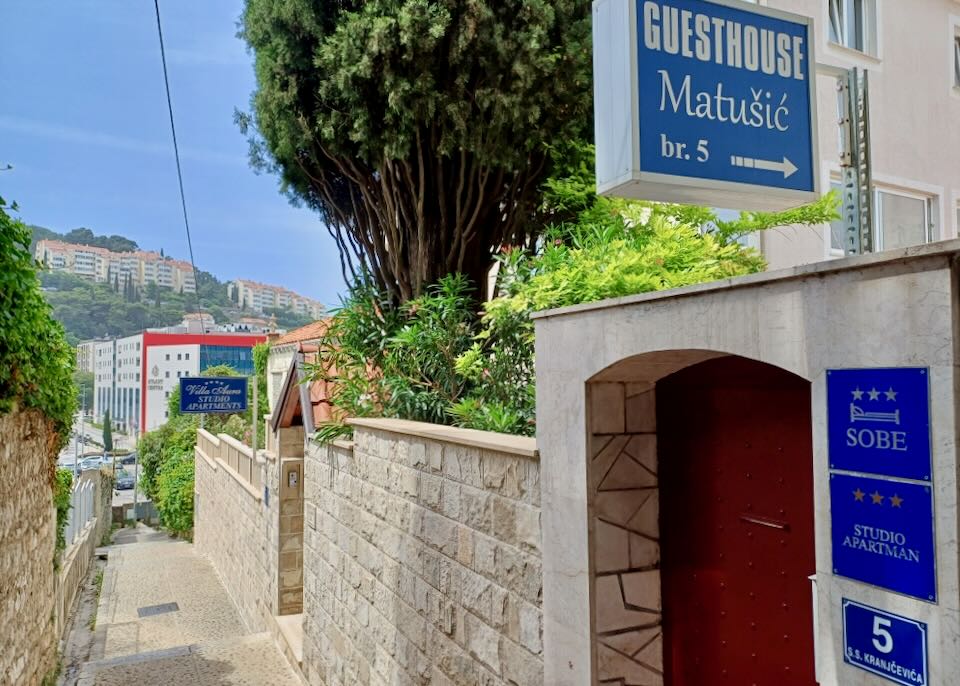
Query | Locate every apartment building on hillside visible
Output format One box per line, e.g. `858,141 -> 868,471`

35,240 -> 196,293
227,279 -> 325,319
736,0 -> 960,267
75,339 -> 99,374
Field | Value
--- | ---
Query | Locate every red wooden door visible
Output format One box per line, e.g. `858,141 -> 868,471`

657,356 -> 816,686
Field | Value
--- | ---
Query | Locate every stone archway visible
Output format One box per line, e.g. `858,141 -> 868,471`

587,353 -> 816,686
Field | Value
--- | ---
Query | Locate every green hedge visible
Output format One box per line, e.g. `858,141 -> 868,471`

0,197 -> 76,448
155,455 -> 195,537
53,469 -> 72,568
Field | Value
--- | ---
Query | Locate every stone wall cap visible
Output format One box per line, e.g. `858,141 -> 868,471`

198,427 -> 220,445
219,432 -> 253,457
347,418 -> 538,459
532,238 -> 960,321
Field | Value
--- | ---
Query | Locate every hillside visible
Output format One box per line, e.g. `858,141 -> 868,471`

32,225 -> 316,344
29,224 -> 138,253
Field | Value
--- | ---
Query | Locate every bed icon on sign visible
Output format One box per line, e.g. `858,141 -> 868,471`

850,404 -> 900,425
849,386 -> 900,424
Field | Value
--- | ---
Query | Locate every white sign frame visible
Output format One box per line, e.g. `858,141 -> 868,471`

593,0 -> 822,211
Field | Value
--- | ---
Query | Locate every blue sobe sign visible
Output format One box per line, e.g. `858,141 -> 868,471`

179,377 -> 248,414
827,368 -> 931,481
826,368 -> 936,602
593,0 -> 819,210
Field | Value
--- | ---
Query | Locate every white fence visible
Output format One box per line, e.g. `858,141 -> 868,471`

63,478 -> 95,549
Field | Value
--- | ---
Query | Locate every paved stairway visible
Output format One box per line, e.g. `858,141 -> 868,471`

76,525 -> 300,685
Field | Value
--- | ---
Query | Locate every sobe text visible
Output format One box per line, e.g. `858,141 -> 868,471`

846,427 -> 908,452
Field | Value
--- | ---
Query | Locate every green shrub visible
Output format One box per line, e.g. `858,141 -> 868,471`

312,145 -> 839,438
448,147 -> 837,435
253,342 -> 271,416
314,275 -> 478,441
53,469 -> 72,568
138,414 -> 197,501
155,455 -> 194,536
0,197 -> 77,449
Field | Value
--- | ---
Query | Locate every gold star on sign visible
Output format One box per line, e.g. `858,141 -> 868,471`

852,387 -> 864,400
871,491 -> 884,505
890,494 -> 903,508
868,388 -> 881,401
853,488 -> 865,502
885,387 -> 898,401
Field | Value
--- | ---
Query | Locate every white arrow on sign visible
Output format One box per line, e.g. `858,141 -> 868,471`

729,155 -> 798,179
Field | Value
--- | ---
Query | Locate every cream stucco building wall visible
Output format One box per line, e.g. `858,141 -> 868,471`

534,240 -> 960,685
751,0 -> 960,268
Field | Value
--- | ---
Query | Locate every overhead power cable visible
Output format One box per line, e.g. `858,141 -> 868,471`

153,0 -> 206,336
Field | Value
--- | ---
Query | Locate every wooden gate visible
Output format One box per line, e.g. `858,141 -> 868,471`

657,356 -> 816,686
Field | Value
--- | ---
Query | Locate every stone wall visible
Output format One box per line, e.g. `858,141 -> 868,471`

302,419 -> 543,686
0,409 -> 58,685
588,382 -> 662,685
195,429 -> 278,633
93,469 -> 113,546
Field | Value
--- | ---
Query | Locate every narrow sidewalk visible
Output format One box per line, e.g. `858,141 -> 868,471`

76,525 -> 301,685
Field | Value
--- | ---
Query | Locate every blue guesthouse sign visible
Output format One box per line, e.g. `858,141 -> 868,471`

830,473 -> 936,602
827,368 -> 931,481
179,377 -> 248,414
843,599 -> 928,686
592,0 -> 819,210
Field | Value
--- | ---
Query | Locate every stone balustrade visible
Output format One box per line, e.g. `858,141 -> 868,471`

197,428 -> 263,492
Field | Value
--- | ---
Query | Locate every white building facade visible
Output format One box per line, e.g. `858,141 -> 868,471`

75,340 -> 98,374
94,331 -> 266,433
741,0 -> 960,267
228,279 -> 325,319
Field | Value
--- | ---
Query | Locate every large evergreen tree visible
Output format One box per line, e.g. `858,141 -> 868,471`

238,0 -> 592,303
102,408 -> 113,452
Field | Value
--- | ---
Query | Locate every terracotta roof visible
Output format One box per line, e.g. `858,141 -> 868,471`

274,319 -> 330,346
37,239 -> 112,255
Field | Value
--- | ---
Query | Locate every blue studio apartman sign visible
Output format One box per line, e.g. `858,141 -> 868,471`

592,0 -> 819,210
843,599 -> 928,686
827,368 -> 932,481
830,473 -> 936,602
179,377 -> 248,414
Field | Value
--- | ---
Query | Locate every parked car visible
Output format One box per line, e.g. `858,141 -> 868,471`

115,473 -> 135,490
78,457 -> 102,471
120,453 -> 137,465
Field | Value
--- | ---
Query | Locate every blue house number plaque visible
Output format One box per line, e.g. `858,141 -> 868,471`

843,599 -> 928,686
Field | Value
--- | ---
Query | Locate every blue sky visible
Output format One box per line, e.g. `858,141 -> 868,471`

0,1 -> 345,305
